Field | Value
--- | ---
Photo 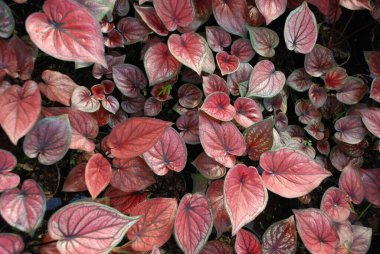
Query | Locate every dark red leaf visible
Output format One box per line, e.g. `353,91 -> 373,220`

92,54 -> 125,79
235,229 -> 262,254
175,193 -> 213,254
324,67 -> 348,90
321,187 -> 350,222
216,51 -> 240,76
178,83 -> 203,108
256,0 -> 287,25
286,68 -> 312,92
104,187 -> 147,214
134,5 -> 168,36
206,26 -> 231,52
154,0 -> 194,31
247,1 -> 265,26
0,234 -> 24,254
202,74 -> 229,97
26,0 -> 106,66
121,94 -> 145,114
370,77 -> 380,103
102,79 -> 115,94
308,83 -> 327,108
360,168 -> 380,206
144,97 -> 162,116
176,111 -> 200,145
304,44 -> 336,77
8,35 -> 35,80
192,152 -> 226,179
244,117 -> 273,161
212,0 -> 247,36
275,112 -> 288,132
364,51 -> 380,76
334,115 -> 367,144
295,99 -> 321,124
91,84 -> 105,100
234,97 -> 263,128
200,241 -> 233,254
248,26 -> 279,57
336,77 -> 368,105
104,29 -> 124,48
0,149 -> 19,192
330,146 -> 363,171
231,38 -> 255,63
339,163 -> 365,205
305,120 -> 325,140
321,94 -> 344,120
62,163 -> 87,192
360,107 -> 380,138
112,64 -> 147,98
85,153 -> 112,199
201,92 -> 236,121
262,216 -> 297,254
0,39 -> 17,79
117,17 -> 150,45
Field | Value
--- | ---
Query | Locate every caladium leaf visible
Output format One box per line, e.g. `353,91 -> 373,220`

112,64 -> 147,98
199,112 -> 246,168
336,77 -> 368,105
339,163 -> 365,205
127,198 -> 177,251
144,42 -> 181,86
143,127 -> 187,175
227,63 -> 253,96
206,26 -> 231,52
0,0 -> 14,38
26,0 -> 106,66
201,92 -> 236,121
224,164 -> 268,235
370,77 -> 380,103
192,152 -> 226,180
200,241 -> 233,254
117,17 -> 150,45
231,38 -> 255,63
71,86 -> 100,113
176,111 -> 200,145
235,229 -> 262,254
330,146 -> 363,171
244,117 -> 273,161
0,149 -> 19,192
364,51 -> 380,76
91,84 -> 105,100
134,5 -> 168,36
308,84 -> 327,108
320,187 -> 350,222
0,38 -> 17,79
304,120 -> 325,140
0,80 -> 41,145
293,209 -> 339,254
324,67 -> 348,90
0,234 -> 24,254
212,0 -> 247,37
360,107 -> 380,138
248,26 -> 279,57
260,148 -> 332,198
48,201 -> 140,254
104,187 -> 147,215
93,54 -> 125,80
103,29 -> 124,48
200,36 -> 216,74
304,44 -> 336,77
295,99 -> 322,124
144,97 -> 162,116
62,163 -> 87,192
202,74 -> 229,97
121,94 -> 145,114
284,2 -> 317,54
23,115 -> 71,165
334,115 -> 367,144
216,51 -> 240,76
175,193 -> 213,254
247,60 -> 285,98
168,32 -> 206,75
8,35 -> 36,81
153,0 -> 194,31
206,180 -> 231,237
85,153 -> 112,199
286,68 -> 312,92
339,0 -> 372,10
255,0 -> 287,25
360,168 -> 380,206
262,216 -> 297,254
345,225 -> 372,254
0,179 -> 45,236
234,97 -> 263,128
107,117 -> 172,159
75,0 -> 116,21
102,96 -> 119,114
178,83 -> 203,108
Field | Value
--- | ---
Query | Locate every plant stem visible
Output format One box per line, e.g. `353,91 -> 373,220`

358,203 -> 372,220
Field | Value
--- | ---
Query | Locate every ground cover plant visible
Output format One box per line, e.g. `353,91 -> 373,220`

0,0 -> 379,253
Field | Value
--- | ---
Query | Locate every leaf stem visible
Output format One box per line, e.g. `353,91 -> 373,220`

358,203 -> 372,220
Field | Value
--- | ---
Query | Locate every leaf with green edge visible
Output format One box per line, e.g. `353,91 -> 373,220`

244,117 -> 273,161
248,26 -> 279,57
85,153 -> 112,199
0,149 -> 19,192
0,0 -> 15,38
320,187 -> 350,222
262,216 -> 297,254
0,234 -> 24,254
75,0 -> 116,21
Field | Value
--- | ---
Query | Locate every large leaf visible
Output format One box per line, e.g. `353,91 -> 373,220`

0,80 -> 41,145
339,163 -> 365,205
153,0 -> 194,31
143,127 -> 187,175
104,187 -> 147,215
48,202 -> 139,254
85,153 -> 112,199
244,117 -> 273,161
360,168 -> 380,206
293,209 -> 339,254
259,148 -> 332,198
255,0 -> 287,25
201,92 -> 236,121
175,193 -> 213,254
212,0 -> 247,37
75,0 -> 116,21
0,149 -> 19,192
235,229 -> 262,254
106,117 -> 172,159
25,0 -> 106,66
247,60 -> 285,98
262,216 -> 297,254
168,32 -> 206,75
224,164 -> 268,235
0,179 -> 45,236
0,0 -> 15,38
127,198 -> 177,251
284,2 -> 317,54
320,187 -> 350,222
112,64 -> 147,98
23,115 -> 72,165
199,112 -> 246,168
134,5 -> 168,36
0,234 -> 24,254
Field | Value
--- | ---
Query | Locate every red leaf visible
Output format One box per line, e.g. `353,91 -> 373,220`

23,115 -> 71,165
244,117 -> 273,161
199,112 -> 246,168
260,148 -> 332,198
91,84 -> 105,100
212,0 -> 247,36
231,38 -> 255,63
175,193 -> 213,254
284,2 -> 317,54
71,86 -> 100,113
178,83 -> 203,108
346,225 -> 372,254
176,111 -> 200,145
201,92 -> 236,121
91,106 -> 110,126
0,39 -> 17,79
85,153 -> 112,199
304,44 -> 336,77
256,0 -> 287,25
216,51 -> 240,76
102,80 -> 115,94
127,198 -> 178,251
308,83 -> 327,108
293,209 -> 339,254
168,32 -> 206,75
295,99 -> 321,124
48,201 -> 139,254
104,187 -> 147,214
0,149 -> 19,192
0,179 -> 45,235
321,187 -> 350,222
25,0 -> 106,66
134,5 -> 168,36
235,229 -> 262,254
248,26 -> 279,57
0,0 -> 14,38
62,163 -> 87,192
262,216 -> 297,254
305,120 -> 325,140
106,117 -> 172,159
144,97 -> 162,116
324,67 -> 348,90
121,94 -> 145,114
336,77 -> 368,105
339,163 -> 365,205
103,29 -> 124,48
0,234 -> 24,254
112,63 -> 147,98
206,180 -> 231,237
144,42 -> 181,86
364,51 -> 380,76
360,168 -> 380,206
93,54 -> 125,79
286,68 -> 312,92
0,81 -> 41,145
247,60 -> 285,98
227,63 -> 253,96
154,0 -> 194,31
142,127 -> 186,175
192,152 -> 226,179
360,107 -> 380,138
202,74 -> 229,97
334,115 -> 367,144
206,26 -> 231,52
200,241 -> 233,254
117,17 -> 150,45
370,77 -> 380,103
8,35 -> 36,81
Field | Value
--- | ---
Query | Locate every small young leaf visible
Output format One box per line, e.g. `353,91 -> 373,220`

85,153 -> 112,199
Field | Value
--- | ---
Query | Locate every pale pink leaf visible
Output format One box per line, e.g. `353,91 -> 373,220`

256,0 -> 287,25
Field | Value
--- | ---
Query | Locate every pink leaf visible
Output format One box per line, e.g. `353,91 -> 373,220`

175,193 -> 213,254
260,148 -> 332,198
339,163 -> 365,204
370,77 -> 380,103
62,163 -> 87,192
227,63 -> 253,96
334,115 -> 367,144
192,152 -> 226,179
8,35 -> 36,81
202,74 -> 229,97
134,5 -> 168,36
360,107 -> 380,138
178,83 -> 203,108
0,179 -> 45,235
0,234 -> 24,254
330,146 -> 363,171
92,54 -> 125,79
176,111 -> 200,145
293,209 -> 339,254
201,92 -> 236,121
247,60 -> 285,98
244,117 -> 273,161
364,51 -> 380,76
224,164 -> 268,235
336,77 -> 368,105
262,216 -> 297,254
248,26 -> 279,57
339,0 -> 372,10
295,99 -> 321,124
0,149 -> 19,192
320,187 -> 350,222
154,0 -> 194,31
304,44 -> 336,77
117,17 -> 150,45
308,83 -> 327,108
235,228 -> 262,254
121,94 -> 145,114
234,97 -> 263,128
231,38 -> 255,63
212,0 -> 247,37
104,187 -> 147,214
360,168 -> 380,206
0,81 -> 41,145
48,201 -> 139,254
324,67 -> 348,90
71,86 -> 100,113
26,0 -> 106,66
0,39 -> 17,79
284,2 -> 317,54
23,115 -> 71,165
200,241 -> 233,254
256,0 -> 287,25
206,26 -> 231,52
85,153 -> 112,199
346,225 -> 372,254
305,120 -> 325,140
112,64 -> 147,97
127,198 -> 178,251
286,68 -> 312,92
102,96 -> 119,114
216,51 -> 240,76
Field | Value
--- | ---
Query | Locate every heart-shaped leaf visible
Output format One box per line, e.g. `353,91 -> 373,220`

0,179 -> 45,236
308,84 -> 327,108
216,51 -> 240,76
23,115 -> 72,165
0,149 -> 19,192
360,107 -> 380,138
201,92 -> 236,121
256,0 -> 287,25
248,26 -> 279,57
336,76 -> 368,105
48,201 -> 140,254
339,163 -> 365,205
178,83 -> 203,108
102,96 -> 119,114
62,163 -> 87,192
127,198 -> 178,251
0,234 -> 24,254
85,153 -> 112,199
134,5 -> 168,36
71,86 -> 101,113
286,68 -> 312,92
75,0 -> 116,21
320,187 -> 350,222
176,111 -> 200,145
200,241 -> 233,254
334,115 -> 367,144
192,152 -> 226,180
324,67 -> 348,90
304,44 -> 336,77
244,117 -> 273,161
104,187 -> 147,214
370,77 -> 380,103
227,63 -> 253,96
224,164 -> 268,235
0,0 -> 15,38
175,193 -> 213,254
117,17 -> 151,45
8,35 -> 36,81
26,0 -> 106,66
144,97 -> 162,116
0,80 -> 41,145
235,229 -> 261,254
260,148 -> 332,198
360,168 -> 380,206
295,99 -> 322,124
154,0 -> 194,31
104,28 -> 124,48
346,225 -> 372,254
202,74 -> 229,97
206,26 -> 231,52
121,94 -> 145,114
231,38 -> 255,63
0,38 -> 17,79
112,64 -> 147,98
212,0 -> 247,37
304,120 -> 325,140
262,216 -> 297,254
